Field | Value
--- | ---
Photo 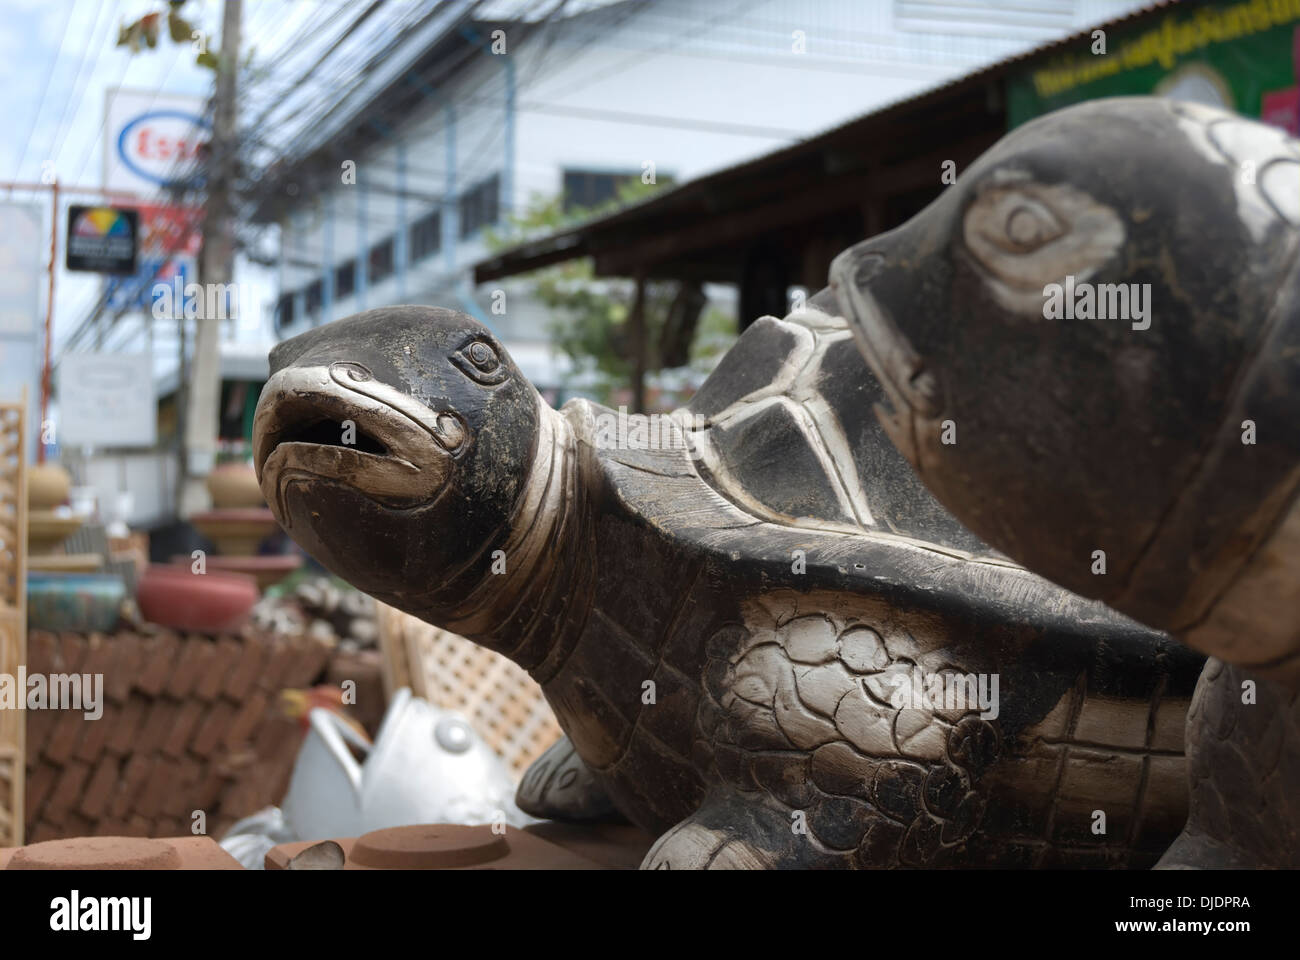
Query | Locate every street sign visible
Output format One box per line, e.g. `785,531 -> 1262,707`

103,88 -> 209,194
58,353 -> 156,449
66,205 -> 140,274
102,203 -> 202,311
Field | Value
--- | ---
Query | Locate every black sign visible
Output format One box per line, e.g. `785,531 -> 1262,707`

65,205 -> 139,274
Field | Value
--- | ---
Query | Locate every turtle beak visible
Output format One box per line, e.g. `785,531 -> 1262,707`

253,361 -> 470,525
830,237 -> 943,471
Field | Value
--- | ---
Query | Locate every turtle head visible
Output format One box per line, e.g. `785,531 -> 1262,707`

253,306 -> 541,607
830,96 -> 1300,651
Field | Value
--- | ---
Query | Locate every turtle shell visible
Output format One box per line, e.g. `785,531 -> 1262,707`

686,289 -> 988,554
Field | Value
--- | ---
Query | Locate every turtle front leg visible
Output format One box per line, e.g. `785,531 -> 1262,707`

517,735 -> 621,822
641,789 -> 845,869
1156,659 -> 1300,869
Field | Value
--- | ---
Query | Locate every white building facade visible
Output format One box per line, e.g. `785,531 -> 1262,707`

263,0 -> 1152,393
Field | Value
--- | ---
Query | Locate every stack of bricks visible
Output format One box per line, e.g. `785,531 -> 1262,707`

24,626 -> 334,843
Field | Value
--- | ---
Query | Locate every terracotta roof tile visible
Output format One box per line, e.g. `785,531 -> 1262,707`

190,700 -> 237,758
166,636 -> 214,699
79,633 -> 116,685
223,636 -> 267,701
224,691 -> 269,751
135,757 -> 177,819
26,630 -> 58,676
25,627 -> 351,844
134,699 -> 179,758
25,761 -> 57,812
110,754 -> 156,820
256,642 -> 299,694
194,638 -> 242,701
24,699 -> 59,761
28,820 -> 61,843
134,631 -> 180,697
80,756 -> 121,820
57,632 -> 87,674
103,632 -> 142,703
73,701 -> 114,764
47,760 -> 91,819
162,700 -> 205,760
44,710 -> 86,766
281,638 -> 333,689
105,694 -> 148,756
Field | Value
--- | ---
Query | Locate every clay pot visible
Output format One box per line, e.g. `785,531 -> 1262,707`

207,462 -> 265,509
136,564 -> 259,633
27,510 -> 85,554
28,462 -> 71,510
170,552 -> 302,591
189,508 -> 279,556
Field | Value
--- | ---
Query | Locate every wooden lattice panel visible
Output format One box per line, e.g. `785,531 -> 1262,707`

0,397 -> 25,846
377,604 -> 562,778
0,403 -> 24,610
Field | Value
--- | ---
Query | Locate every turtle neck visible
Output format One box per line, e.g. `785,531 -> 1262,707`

430,399 -> 595,677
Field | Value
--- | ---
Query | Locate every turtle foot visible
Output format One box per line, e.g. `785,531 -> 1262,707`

1155,658 -> 1300,869
641,791 -> 846,869
516,735 -> 622,823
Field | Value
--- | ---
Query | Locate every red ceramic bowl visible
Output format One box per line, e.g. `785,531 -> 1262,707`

169,553 -> 303,591
136,564 -> 259,634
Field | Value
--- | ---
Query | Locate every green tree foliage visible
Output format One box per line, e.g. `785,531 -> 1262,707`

485,182 -> 736,407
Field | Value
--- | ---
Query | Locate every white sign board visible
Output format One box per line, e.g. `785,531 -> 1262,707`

0,200 -> 45,459
103,88 -> 209,194
58,353 -> 156,449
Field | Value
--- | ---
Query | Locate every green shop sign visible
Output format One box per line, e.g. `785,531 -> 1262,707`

1007,0 -> 1300,131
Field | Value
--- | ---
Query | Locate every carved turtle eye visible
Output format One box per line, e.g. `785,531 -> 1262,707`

962,179 -> 1125,311
453,338 -> 509,385
981,195 -> 1064,253
331,361 -> 373,383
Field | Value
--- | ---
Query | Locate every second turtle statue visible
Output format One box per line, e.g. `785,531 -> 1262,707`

251,96 -> 1292,868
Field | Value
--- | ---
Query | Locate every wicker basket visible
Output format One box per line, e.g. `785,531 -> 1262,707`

377,603 -> 562,779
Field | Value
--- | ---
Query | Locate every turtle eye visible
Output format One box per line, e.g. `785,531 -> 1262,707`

978,193 -> 1064,253
452,338 -> 508,385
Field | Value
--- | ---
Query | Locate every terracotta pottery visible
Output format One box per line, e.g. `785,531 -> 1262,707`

7,836 -> 181,870
27,509 -> 85,554
190,508 -> 279,556
264,825 -> 602,870
136,563 -> 258,633
171,552 -> 302,590
27,462 -> 70,510
207,462 -> 266,509
0,836 -> 243,870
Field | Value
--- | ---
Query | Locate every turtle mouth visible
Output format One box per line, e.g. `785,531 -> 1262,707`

253,362 -> 469,522
830,245 -> 942,470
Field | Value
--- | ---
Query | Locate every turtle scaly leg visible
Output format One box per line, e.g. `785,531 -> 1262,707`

516,734 -> 620,822
1157,659 -> 1300,868
641,788 -> 845,869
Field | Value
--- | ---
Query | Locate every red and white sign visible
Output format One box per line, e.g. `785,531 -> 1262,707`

103,88 -> 210,194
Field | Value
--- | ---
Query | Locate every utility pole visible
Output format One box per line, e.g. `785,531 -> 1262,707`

180,0 -> 241,516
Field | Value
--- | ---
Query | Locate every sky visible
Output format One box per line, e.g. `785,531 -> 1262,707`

0,0 -> 330,362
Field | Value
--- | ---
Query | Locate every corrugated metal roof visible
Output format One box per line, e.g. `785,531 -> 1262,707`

474,0 -> 1180,280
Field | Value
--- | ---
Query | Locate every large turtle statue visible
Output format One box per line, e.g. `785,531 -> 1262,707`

828,97 -> 1300,868
252,306 -> 1201,869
